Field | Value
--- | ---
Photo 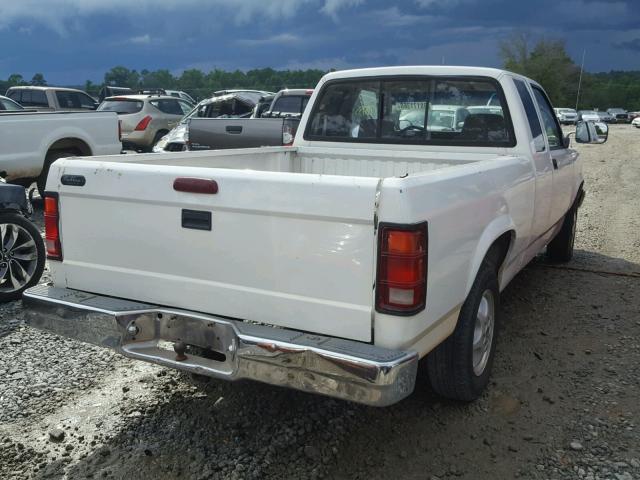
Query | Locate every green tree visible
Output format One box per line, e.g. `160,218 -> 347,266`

30,73 -> 47,86
104,66 -> 140,88
500,33 -> 580,107
84,80 -> 99,97
140,69 -> 175,89
7,74 -> 25,86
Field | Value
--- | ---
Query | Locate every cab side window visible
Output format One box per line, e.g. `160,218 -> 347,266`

531,87 -> 564,149
513,78 -> 545,152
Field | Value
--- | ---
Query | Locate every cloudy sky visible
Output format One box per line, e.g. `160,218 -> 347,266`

0,0 -> 638,84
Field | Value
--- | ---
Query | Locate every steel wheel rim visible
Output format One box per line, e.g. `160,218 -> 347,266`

472,289 -> 495,376
0,223 -> 39,293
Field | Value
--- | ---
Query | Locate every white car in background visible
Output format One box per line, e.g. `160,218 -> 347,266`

165,90 -> 196,105
554,108 -> 578,125
578,110 -> 600,122
632,116 -> 640,128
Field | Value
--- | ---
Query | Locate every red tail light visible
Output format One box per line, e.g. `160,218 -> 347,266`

134,115 -> 152,131
376,223 -> 428,315
44,194 -> 62,261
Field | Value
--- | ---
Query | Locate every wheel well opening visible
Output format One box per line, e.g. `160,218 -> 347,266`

47,138 -> 92,158
486,231 -> 514,276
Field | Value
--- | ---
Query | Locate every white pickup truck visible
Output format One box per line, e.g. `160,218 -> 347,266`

0,111 -> 122,194
25,67 -> 608,406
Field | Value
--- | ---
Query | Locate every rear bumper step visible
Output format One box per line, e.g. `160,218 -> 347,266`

23,286 -> 418,406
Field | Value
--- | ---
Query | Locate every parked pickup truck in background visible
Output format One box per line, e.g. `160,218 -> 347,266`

606,108 -> 630,123
185,89 -> 312,151
554,107 -> 578,125
25,66 -> 608,407
6,86 -> 99,111
187,116 -> 300,150
153,90 -> 273,152
0,111 -> 122,194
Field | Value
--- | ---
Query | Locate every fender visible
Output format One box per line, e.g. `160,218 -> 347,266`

43,122 -> 96,161
464,214 -> 515,296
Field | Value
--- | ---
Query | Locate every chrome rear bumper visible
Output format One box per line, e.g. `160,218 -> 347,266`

23,286 -> 418,406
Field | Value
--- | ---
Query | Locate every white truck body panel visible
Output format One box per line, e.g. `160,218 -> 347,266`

0,111 -> 121,182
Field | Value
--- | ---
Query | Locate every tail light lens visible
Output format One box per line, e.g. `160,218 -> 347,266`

44,194 -> 62,261
282,118 -> 299,146
134,115 -> 152,131
376,223 -> 428,315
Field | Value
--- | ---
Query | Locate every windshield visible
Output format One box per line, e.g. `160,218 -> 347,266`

0,97 -> 23,111
98,99 -> 143,114
305,76 -> 513,146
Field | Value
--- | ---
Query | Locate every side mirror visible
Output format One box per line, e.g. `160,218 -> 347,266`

575,120 -> 608,144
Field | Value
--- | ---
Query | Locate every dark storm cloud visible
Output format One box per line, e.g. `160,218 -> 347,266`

0,0 -> 638,84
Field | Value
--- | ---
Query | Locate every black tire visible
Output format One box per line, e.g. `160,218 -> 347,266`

546,205 -> 577,263
38,150 -> 76,197
427,261 -> 500,401
0,212 -> 45,302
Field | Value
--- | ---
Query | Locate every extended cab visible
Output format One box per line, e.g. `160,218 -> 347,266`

6,86 -> 99,111
0,111 -> 122,194
24,67 -> 607,406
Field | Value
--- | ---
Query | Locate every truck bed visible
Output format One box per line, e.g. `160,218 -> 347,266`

45,146 -> 504,343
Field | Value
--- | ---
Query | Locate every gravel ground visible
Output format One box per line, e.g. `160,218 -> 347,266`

1,125 -> 639,480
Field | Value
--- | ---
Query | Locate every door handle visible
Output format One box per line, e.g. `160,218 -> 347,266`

226,125 -> 242,134
552,157 -> 558,170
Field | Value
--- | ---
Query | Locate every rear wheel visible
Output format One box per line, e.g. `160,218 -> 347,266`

427,261 -> 499,401
0,212 -> 45,302
38,150 -> 76,197
546,205 -> 577,262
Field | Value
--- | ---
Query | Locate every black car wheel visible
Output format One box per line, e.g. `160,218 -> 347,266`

0,212 -> 45,302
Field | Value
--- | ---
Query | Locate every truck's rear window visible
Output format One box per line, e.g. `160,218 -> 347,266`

305,76 -> 515,147
98,99 -> 143,114
270,95 -> 309,116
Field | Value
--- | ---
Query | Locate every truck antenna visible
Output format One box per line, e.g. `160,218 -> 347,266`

575,49 -> 586,111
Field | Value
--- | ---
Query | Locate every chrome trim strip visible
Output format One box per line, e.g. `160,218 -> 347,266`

23,286 -> 418,407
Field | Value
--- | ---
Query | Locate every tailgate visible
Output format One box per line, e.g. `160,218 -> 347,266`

49,160 -> 380,342
189,118 -> 287,150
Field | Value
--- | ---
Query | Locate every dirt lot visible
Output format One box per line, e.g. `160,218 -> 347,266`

1,126 -> 639,480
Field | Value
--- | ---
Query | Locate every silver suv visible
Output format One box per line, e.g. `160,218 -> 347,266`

98,95 -> 192,151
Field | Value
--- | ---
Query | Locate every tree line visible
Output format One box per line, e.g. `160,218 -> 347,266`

0,68 -> 327,102
499,32 -> 640,110
2,37 -> 639,110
